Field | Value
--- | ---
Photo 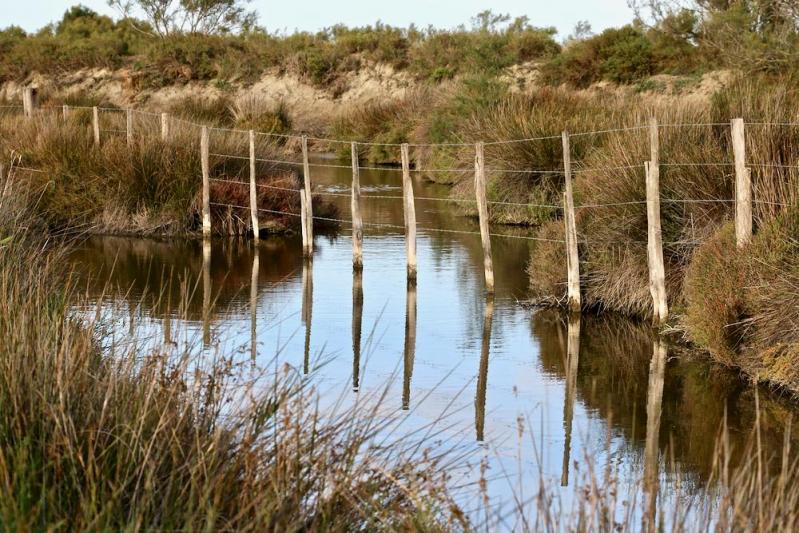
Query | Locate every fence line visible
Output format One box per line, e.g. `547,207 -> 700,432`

10,91 -> 799,317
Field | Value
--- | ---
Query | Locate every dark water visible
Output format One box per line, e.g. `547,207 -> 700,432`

67,159 -> 797,522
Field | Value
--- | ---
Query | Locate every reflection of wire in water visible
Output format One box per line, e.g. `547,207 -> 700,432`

561,313 -> 581,487
644,337 -> 667,532
302,257 -> 313,375
402,280 -> 417,410
202,239 -> 211,347
250,250 -> 259,361
352,269 -> 363,392
475,294 -> 494,442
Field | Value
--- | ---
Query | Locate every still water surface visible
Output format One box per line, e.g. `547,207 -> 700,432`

67,159 -> 797,522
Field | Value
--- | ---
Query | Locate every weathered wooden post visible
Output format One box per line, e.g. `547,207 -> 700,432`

300,192 -> 309,253
92,106 -> 100,145
200,126 -> 211,237
161,112 -> 170,142
248,130 -> 259,242
474,141 -> 495,293
645,162 -> 668,323
301,135 -> 314,257
562,132 -> 581,312
401,143 -> 417,281
731,118 -> 752,248
351,142 -> 364,270
22,87 -> 38,118
62,104 -> 69,122
126,108 -> 134,146
647,119 -> 668,323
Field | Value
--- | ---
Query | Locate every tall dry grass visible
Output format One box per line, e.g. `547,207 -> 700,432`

0,109 -> 336,236
0,174 -> 462,530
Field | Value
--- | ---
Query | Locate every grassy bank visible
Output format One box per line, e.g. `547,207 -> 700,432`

0,108 -> 336,237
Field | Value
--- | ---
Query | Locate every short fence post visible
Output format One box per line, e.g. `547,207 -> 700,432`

92,106 -> 100,145
301,135 -> 314,257
731,118 -> 752,248
201,126 -> 211,237
351,142 -> 363,270
562,132 -> 581,312
62,104 -> 69,122
474,141 -> 494,293
647,118 -> 668,323
300,192 -> 309,252
161,112 -> 169,142
126,108 -> 133,146
22,87 -> 37,118
248,130 -> 259,242
401,143 -> 417,281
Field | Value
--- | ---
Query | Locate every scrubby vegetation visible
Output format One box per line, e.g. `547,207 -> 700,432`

4,2 -> 799,92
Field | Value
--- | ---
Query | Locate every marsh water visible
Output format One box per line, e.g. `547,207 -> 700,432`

67,158 -> 797,522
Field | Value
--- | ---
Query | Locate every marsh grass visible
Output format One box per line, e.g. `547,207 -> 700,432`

0,110 -> 336,236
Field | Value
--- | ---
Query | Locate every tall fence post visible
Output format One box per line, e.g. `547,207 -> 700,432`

351,142 -> 363,270
92,106 -> 100,146
62,104 -> 69,122
401,143 -> 417,281
201,126 -> 211,237
731,118 -> 752,248
646,119 -> 669,323
248,130 -> 259,242
126,108 -> 133,146
301,135 -> 314,257
561,132 -> 581,312
22,87 -> 37,118
474,142 -> 494,293
161,112 -> 169,142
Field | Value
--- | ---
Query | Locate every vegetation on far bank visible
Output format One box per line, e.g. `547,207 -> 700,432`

3,2 -> 799,91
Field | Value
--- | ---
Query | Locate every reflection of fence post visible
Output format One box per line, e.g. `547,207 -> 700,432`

644,336 -> 668,531
352,269 -> 363,392
474,142 -> 495,293
22,87 -> 37,118
475,294 -> 494,442
561,313 -> 581,486
402,279 -> 417,410
248,130 -> 259,241
302,257 -> 313,375
126,108 -> 133,146
201,126 -> 211,237
351,142 -> 363,270
250,250 -> 259,361
731,118 -> 752,248
301,135 -> 314,257
161,112 -> 169,142
401,143 -> 417,281
562,132 -> 581,312
92,106 -> 100,145
202,239 -> 211,347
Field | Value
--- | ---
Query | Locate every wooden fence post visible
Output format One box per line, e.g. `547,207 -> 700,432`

161,112 -> 169,142
126,108 -> 133,146
351,142 -> 363,270
474,142 -> 495,293
248,130 -> 259,242
645,162 -> 669,324
92,106 -> 100,145
301,135 -> 314,257
401,143 -> 417,281
201,126 -> 211,237
62,105 -> 69,122
22,87 -> 37,118
731,118 -> 752,248
646,119 -> 668,323
562,132 -> 581,312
